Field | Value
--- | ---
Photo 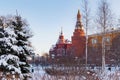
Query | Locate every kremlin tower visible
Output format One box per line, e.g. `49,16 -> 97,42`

57,28 -> 65,44
49,29 -> 72,58
71,10 -> 86,57
49,10 -> 86,58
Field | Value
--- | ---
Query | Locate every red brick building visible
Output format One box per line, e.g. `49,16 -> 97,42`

49,29 -> 72,58
49,10 -> 86,58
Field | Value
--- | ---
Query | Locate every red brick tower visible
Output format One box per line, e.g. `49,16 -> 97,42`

71,10 -> 86,57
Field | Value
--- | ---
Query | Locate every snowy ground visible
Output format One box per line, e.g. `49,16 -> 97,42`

29,66 -> 120,80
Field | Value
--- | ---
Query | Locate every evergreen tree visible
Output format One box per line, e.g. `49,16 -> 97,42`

12,15 -> 34,79
0,15 -> 34,79
0,17 -> 22,77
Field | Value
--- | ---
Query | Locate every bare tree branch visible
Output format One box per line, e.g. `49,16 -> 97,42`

96,0 -> 113,72
82,0 -> 91,69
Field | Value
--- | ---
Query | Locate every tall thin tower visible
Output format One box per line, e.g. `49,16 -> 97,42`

71,10 -> 86,57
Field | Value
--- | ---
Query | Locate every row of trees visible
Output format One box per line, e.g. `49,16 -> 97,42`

81,0 -> 117,73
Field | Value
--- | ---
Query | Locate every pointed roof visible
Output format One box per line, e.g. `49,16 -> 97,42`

75,10 -> 83,29
57,28 -> 65,44
60,27 -> 63,35
77,10 -> 81,20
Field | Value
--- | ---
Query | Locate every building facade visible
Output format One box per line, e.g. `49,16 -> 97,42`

88,29 -> 120,65
49,10 -> 120,65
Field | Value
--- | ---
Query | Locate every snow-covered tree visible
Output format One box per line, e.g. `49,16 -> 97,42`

0,15 -> 34,79
11,15 -> 34,79
0,17 -> 23,78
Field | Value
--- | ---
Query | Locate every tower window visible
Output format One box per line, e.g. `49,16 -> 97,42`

103,37 -> 110,43
92,39 -> 97,44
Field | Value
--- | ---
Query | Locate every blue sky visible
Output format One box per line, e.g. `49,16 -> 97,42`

0,0 -> 120,55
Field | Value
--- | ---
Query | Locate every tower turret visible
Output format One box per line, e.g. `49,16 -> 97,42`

57,28 -> 65,44
72,10 -> 86,57
75,10 -> 83,30
77,10 -> 81,20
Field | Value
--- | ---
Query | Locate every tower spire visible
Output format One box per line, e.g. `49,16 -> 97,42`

75,9 -> 83,29
61,27 -> 63,35
77,10 -> 81,20
57,27 -> 65,44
